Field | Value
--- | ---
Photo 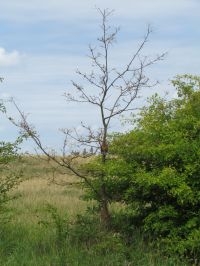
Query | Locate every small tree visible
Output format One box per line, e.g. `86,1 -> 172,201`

82,148 -> 87,156
89,147 -> 94,155
0,100 -> 22,220
0,140 -> 22,206
12,9 -> 165,225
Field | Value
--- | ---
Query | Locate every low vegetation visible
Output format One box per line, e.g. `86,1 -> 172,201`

0,156 -> 188,265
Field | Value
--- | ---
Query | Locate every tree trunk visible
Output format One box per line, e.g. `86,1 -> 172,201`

100,199 -> 110,226
99,183 -> 110,227
99,138 -> 111,226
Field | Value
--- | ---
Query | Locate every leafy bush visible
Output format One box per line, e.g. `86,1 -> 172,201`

0,101 -> 23,221
0,139 -> 23,218
109,75 -> 200,263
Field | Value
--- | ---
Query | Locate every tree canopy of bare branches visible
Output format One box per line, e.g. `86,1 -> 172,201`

11,8 -> 165,225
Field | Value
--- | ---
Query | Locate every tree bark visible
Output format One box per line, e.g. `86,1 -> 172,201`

100,197 -> 110,227
99,142 -> 111,226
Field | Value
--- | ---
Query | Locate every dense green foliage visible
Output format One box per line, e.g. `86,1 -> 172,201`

107,75 -> 200,263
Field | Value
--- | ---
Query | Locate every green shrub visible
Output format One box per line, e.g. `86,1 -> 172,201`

0,139 -> 23,222
109,75 -> 200,264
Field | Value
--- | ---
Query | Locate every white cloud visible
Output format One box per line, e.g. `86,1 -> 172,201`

0,48 -> 21,67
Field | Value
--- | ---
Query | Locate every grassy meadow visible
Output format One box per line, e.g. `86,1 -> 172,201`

0,156 -> 189,266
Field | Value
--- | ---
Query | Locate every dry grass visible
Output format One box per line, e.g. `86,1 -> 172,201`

8,156 -> 89,226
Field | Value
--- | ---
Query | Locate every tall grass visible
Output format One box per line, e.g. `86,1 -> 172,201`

0,156 -> 189,265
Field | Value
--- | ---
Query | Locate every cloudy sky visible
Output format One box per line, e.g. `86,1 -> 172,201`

0,0 -> 200,152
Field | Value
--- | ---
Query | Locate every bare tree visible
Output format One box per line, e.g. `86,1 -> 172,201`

11,9 -> 165,226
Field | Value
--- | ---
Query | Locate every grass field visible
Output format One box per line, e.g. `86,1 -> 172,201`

0,156 -> 189,265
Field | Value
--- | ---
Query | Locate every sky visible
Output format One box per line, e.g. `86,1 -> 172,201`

0,0 -> 200,153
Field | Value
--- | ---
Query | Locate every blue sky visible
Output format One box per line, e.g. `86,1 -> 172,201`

0,0 -> 200,152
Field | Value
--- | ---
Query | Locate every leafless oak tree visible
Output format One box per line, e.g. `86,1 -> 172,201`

11,9 -> 165,225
